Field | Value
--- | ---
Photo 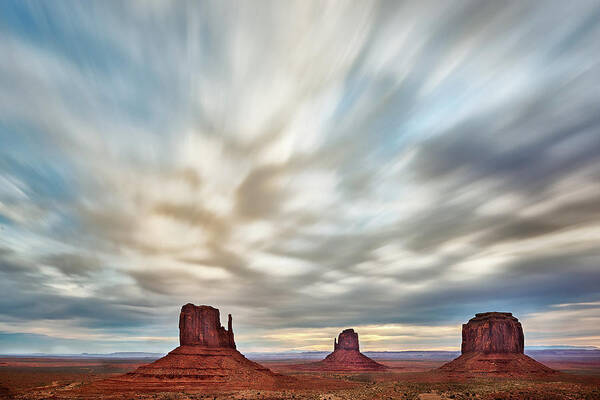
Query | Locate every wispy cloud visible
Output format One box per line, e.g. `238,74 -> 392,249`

1,0 -> 599,353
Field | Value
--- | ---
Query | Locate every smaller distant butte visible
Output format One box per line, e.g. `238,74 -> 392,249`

293,328 -> 388,371
439,312 -> 556,376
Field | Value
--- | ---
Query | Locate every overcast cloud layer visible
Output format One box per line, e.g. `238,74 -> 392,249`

1,0 -> 600,354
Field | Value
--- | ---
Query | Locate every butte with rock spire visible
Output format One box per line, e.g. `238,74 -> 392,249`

294,328 -> 388,371
439,312 -> 555,375
95,303 -> 294,390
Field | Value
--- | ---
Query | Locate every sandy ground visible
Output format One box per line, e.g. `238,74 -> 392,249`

1,356 -> 599,399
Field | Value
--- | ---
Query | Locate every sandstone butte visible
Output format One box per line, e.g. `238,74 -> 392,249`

294,328 -> 388,371
93,304 -> 299,391
439,312 -> 556,375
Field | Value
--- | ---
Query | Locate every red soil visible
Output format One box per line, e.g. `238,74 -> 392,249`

2,356 -> 600,399
439,352 -> 556,376
295,349 -> 389,371
96,345 -> 291,390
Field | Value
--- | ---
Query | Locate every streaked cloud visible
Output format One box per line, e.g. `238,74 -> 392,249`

1,0 -> 599,353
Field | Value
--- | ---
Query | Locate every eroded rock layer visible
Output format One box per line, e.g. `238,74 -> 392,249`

439,352 -> 555,375
103,345 -> 286,390
179,303 -> 235,348
441,312 -> 555,375
335,328 -> 359,351
461,312 -> 523,354
98,304 -> 292,390
294,329 -> 388,371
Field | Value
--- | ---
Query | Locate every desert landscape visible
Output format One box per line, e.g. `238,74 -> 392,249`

2,348 -> 600,399
2,305 -> 599,400
2,1 -> 600,400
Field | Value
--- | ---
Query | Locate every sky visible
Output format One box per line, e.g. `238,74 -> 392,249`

1,0 -> 600,354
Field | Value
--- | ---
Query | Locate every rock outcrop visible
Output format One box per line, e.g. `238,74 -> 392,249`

335,328 -> 359,351
98,304 -> 293,390
461,312 -> 523,354
440,312 -> 555,375
179,304 -> 235,348
294,329 -> 388,371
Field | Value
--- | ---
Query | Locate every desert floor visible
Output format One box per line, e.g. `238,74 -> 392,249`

1,356 -> 599,400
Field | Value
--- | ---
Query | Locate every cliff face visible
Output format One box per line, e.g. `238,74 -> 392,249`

334,329 -> 359,351
178,303 -> 235,348
461,312 -> 524,354
103,303 -> 296,390
440,312 -> 554,375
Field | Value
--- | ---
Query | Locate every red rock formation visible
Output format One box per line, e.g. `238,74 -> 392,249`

335,328 -> 359,350
179,304 -> 235,348
461,312 -> 523,354
440,312 -> 555,375
294,329 -> 388,371
97,304 -> 294,390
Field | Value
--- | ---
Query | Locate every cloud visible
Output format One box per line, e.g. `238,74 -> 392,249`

235,164 -> 289,220
40,252 -> 102,277
0,0 -> 599,353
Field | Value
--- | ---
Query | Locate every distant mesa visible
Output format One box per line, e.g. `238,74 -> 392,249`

294,328 -> 388,371
440,312 -> 556,375
96,303 -> 294,390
